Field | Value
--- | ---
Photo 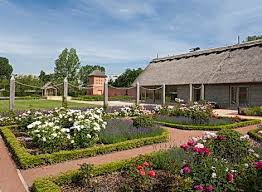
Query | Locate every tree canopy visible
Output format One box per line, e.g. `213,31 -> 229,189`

245,35 -> 262,42
110,68 -> 143,87
54,48 -> 80,82
79,65 -> 105,85
39,70 -> 53,84
0,57 -> 13,80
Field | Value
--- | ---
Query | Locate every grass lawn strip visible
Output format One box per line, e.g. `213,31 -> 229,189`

155,119 -> 261,130
0,126 -> 168,169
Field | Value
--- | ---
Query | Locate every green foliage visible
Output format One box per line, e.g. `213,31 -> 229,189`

239,106 -> 262,116
79,64 -> 105,85
15,75 -> 43,97
39,70 -> 53,84
133,115 -> 154,128
156,119 -> 261,130
0,126 -> 168,168
79,163 -> 95,186
32,179 -> 61,192
248,128 -> 262,141
208,129 -> 250,163
54,48 -> 80,82
245,35 -> 262,42
0,57 -> 13,80
110,68 -> 143,87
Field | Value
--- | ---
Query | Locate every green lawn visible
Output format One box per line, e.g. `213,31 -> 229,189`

0,99 -> 100,112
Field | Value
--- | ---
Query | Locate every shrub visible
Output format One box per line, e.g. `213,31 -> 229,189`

32,179 -> 60,192
79,163 -> 95,186
240,106 -> 262,116
248,126 -> 262,141
207,129 -> 250,163
133,115 -> 154,128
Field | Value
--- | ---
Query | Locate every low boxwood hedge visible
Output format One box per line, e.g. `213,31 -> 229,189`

156,119 -> 261,131
248,128 -> 262,141
0,126 -> 168,169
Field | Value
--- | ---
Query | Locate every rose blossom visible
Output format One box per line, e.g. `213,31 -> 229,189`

136,165 -> 143,170
139,170 -> 145,176
226,172 -> 234,183
193,185 -> 204,191
181,165 -> 191,174
206,185 -> 214,192
187,140 -> 194,146
216,135 -> 225,141
180,143 -> 189,150
148,170 -> 156,177
143,162 -> 150,167
255,161 -> 262,170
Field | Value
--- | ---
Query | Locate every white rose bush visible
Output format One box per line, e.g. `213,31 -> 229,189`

26,107 -> 107,152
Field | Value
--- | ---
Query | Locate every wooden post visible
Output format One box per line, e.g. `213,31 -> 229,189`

189,83 -> 193,102
136,82 -> 140,105
201,84 -> 205,100
63,77 -> 68,106
162,83 -> 166,106
103,80 -> 108,110
9,75 -> 15,111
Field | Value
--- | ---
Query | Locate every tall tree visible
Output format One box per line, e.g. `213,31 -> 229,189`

111,68 -> 143,87
54,48 -> 80,82
79,65 -> 105,85
0,57 -> 13,80
245,35 -> 262,42
39,70 -> 53,84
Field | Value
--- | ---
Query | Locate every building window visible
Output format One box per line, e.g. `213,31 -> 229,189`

231,87 -> 237,105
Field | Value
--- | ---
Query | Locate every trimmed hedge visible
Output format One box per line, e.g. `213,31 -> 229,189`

248,128 -> 262,141
156,119 -> 261,131
0,126 -> 168,169
32,151 -> 162,192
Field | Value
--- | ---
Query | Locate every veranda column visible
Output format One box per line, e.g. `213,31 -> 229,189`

9,75 -> 15,111
136,82 -> 140,105
201,84 -> 205,100
63,77 -> 68,106
103,80 -> 108,110
189,83 -> 193,102
162,83 -> 166,106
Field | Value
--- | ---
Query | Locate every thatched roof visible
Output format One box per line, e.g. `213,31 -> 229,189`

88,70 -> 107,77
133,40 -> 262,86
41,82 -> 57,90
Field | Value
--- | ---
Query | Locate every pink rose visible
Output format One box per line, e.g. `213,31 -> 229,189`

206,185 -> 214,192
180,143 -> 189,150
226,172 -> 234,183
255,161 -> 262,170
182,165 -> 191,174
193,185 -> 204,191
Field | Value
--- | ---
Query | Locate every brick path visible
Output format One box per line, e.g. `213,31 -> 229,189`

0,137 -> 26,192
20,124 -> 257,187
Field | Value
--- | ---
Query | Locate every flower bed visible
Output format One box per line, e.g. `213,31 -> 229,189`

239,106 -> 262,116
32,130 -> 262,192
0,108 -> 168,168
248,125 -> 262,141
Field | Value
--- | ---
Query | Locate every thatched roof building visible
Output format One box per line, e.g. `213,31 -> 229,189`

134,40 -> 262,108
133,39 -> 262,86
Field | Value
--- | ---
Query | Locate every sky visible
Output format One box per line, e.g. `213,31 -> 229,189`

0,0 -> 262,76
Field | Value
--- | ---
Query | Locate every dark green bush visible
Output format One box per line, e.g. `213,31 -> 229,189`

133,115 -> 154,128
239,106 -> 262,116
208,129 -> 250,163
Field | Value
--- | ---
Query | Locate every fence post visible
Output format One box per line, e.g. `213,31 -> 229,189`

103,80 -> 108,111
136,82 -> 140,105
9,75 -> 15,111
162,83 -> 166,106
189,83 -> 193,102
63,77 -> 68,107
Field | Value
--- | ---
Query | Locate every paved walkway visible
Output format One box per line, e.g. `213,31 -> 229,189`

0,137 -> 26,192
20,125 -> 257,187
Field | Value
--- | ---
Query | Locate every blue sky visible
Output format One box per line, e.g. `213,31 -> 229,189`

0,0 -> 262,76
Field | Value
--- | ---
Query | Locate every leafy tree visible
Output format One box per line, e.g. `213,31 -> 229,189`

54,48 -> 80,82
79,65 -> 105,85
245,35 -> 262,42
0,57 -> 13,80
15,75 -> 42,96
111,68 -> 143,87
39,70 -> 53,84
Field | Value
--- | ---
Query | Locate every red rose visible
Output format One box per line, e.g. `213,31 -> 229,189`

226,172 -> 234,183
192,147 -> 199,153
206,185 -> 214,192
199,148 -> 210,156
139,170 -> 145,176
136,165 -> 143,170
255,162 -> 262,170
216,135 -> 225,141
182,166 -> 191,174
180,143 -> 189,150
187,140 -> 194,146
148,170 -> 156,177
143,161 -> 150,167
